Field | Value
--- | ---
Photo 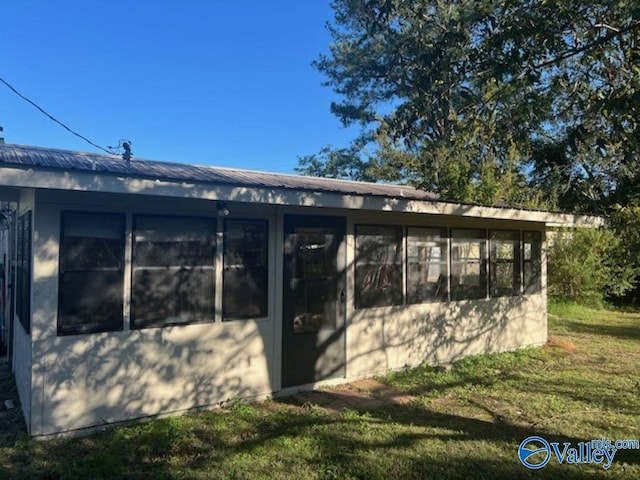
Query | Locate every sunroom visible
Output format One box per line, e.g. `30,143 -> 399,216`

0,143 -> 600,436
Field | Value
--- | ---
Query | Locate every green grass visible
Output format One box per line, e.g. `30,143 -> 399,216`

1,302 -> 639,479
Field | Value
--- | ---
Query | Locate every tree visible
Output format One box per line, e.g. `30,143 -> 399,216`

523,1 -> 640,212
299,0 -> 640,211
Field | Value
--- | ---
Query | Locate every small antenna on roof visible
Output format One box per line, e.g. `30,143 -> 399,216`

122,141 -> 132,167
0,126 -> 4,145
107,139 -> 133,167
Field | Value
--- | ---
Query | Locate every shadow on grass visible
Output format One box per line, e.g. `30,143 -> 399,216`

2,392 -> 628,480
1,305 -> 638,479
563,320 -> 640,341
1,366 -> 637,480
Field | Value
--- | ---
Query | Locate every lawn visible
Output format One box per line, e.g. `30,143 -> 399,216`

1,301 -> 638,479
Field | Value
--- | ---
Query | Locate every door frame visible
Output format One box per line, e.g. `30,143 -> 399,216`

281,214 -> 347,388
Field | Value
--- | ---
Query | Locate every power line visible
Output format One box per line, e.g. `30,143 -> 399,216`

0,76 -> 113,154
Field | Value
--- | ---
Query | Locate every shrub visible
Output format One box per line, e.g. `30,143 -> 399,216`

609,204 -> 640,303
547,227 -> 636,306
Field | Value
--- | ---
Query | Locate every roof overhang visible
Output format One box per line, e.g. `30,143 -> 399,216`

0,164 -> 604,227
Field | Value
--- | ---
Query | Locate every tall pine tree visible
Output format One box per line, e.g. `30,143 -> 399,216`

298,0 -> 640,212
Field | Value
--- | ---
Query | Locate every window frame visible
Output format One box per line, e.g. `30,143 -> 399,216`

16,211 -> 32,335
57,211 -> 126,336
354,224 -> 404,309
450,228 -> 488,301
222,217 -> 269,321
130,214 -> 216,329
489,230 -> 521,297
406,226 -> 449,304
54,206 -> 543,336
523,230 -> 543,295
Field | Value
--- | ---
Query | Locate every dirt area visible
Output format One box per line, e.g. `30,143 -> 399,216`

283,378 -> 416,415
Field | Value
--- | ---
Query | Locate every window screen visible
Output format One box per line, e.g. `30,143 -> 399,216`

58,212 -> 125,335
489,230 -> 521,297
523,230 -> 542,294
450,229 -> 487,300
355,225 -> 403,308
132,215 -> 216,329
223,219 -> 268,320
16,212 -> 32,334
407,227 -> 448,303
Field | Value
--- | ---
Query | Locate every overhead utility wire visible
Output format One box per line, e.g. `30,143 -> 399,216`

0,76 -> 113,154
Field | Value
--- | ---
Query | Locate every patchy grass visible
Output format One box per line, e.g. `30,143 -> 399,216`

1,302 -> 639,479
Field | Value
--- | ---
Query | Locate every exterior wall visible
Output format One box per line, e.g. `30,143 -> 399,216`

342,210 -> 548,378
346,296 -> 546,379
30,192 -> 279,435
12,322 -> 31,428
13,189 -> 35,432
13,322 -> 33,426
34,322 -> 275,435
27,190 -> 548,436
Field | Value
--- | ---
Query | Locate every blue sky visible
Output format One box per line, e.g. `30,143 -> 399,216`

1,1 -> 356,173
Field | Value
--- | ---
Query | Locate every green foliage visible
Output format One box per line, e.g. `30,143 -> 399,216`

301,0 -> 640,211
609,203 -> 640,302
295,145 -> 382,182
547,227 -> 636,305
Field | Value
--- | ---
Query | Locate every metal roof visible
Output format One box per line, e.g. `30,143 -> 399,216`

0,143 -> 439,201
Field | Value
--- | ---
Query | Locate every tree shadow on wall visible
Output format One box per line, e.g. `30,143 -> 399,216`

0,190 -> 569,477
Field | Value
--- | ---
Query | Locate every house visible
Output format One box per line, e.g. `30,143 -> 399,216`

0,142 -> 601,437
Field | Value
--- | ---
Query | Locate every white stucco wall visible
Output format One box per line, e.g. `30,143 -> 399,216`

345,296 -> 546,379
28,194 -> 280,435
33,321 -> 276,435
12,324 -> 31,427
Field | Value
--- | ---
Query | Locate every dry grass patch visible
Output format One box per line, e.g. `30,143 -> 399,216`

545,335 -> 579,353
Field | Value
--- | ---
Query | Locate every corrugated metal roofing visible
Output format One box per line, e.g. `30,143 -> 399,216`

0,143 -> 439,201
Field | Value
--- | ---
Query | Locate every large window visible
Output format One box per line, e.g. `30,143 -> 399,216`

132,215 -> 215,329
523,231 -> 542,294
355,225 -> 403,308
16,211 -> 32,334
450,229 -> 487,300
223,219 -> 268,320
58,212 -> 125,335
407,227 -> 448,303
489,230 -> 521,297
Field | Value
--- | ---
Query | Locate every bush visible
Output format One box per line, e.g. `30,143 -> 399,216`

609,204 -> 640,304
547,227 -> 636,306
